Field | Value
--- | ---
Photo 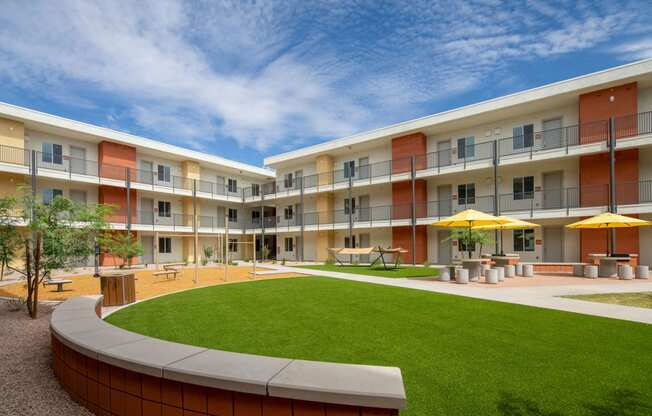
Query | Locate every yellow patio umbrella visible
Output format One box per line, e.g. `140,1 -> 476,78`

432,209 -> 511,257
473,216 -> 540,255
566,212 -> 651,256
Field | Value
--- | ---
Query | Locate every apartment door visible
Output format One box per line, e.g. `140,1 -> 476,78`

141,198 -> 154,225
141,236 -> 154,265
543,227 -> 563,262
70,146 -> 86,175
543,171 -> 563,209
294,170 -> 303,189
437,185 -> 452,217
358,157 -> 370,180
542,118 -> 563,149
359,233 -> 370,263
216,176 -> 225,195
295,203 -> 303,226
437,140 -> 451,167
69,190 -> 87,204
139,160 -> 153,184
358,195 -> 370,221
437,230 -> 451,265
295,236 -> 303,261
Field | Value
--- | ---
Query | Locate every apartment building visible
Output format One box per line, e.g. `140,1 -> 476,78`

263,59 -> 652,266
1,59 -> 652,267
0,105 -> 275,266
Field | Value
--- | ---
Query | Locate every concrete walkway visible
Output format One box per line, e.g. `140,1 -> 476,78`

270,265 -> 652,324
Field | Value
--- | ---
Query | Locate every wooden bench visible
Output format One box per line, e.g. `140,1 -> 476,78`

43,278 -> 73,292
162,262 -> 187,270
153,269 -> 179,280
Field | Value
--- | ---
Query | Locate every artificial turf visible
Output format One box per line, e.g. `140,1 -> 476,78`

296,264 -> 439,278
106,277 -> 652,416
564,291 -> 652,309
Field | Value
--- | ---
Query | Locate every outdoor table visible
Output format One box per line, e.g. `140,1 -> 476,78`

100,271 -> 136,306
598,257 -> 632,278
462,259 -> 491,281
491,255 -> 520,267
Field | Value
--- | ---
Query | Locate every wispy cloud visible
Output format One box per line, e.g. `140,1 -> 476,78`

0,0 -> 649,158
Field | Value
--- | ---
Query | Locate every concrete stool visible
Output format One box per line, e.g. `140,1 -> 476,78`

485,268 -> 498,284
618,265 -> 634,280
635,265 -> 649,279
439,269 -> 451,282
456,268 -> 469,284
584,265 -> 598,279
504,264 -> 515,278
573,264 -> 585,277
493,266 -> 505,282
522,264 -> 534,277
515,264 -> 524,276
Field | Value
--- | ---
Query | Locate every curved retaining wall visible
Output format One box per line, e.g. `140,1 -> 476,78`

50,296 -> 406,416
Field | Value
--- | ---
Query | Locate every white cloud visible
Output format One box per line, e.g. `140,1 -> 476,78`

0,0 -> 649,155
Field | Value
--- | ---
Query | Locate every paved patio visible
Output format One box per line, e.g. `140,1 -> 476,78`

269,264 -> 652,324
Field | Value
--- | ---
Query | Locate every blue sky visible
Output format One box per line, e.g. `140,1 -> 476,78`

1,0 -> 651,166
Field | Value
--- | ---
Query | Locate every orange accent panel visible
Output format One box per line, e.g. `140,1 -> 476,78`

579,82 -> 637,143
392,225 -> 427,263
391,133 -> 426,173
579,149 -> 639,207
99,185 -> 138,223
98,141 -> 137,180
391,180 -> 426,219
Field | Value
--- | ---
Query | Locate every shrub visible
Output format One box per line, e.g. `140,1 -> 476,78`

281,258 -> 286,266
423,261 -> 431,268
324,257 -> 335,266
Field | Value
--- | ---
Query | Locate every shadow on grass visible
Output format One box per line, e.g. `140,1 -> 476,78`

497,389 -> 651,416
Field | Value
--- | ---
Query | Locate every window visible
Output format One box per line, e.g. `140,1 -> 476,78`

43,188 -> 63,204
284,172 -> 293,189
228,208 -> 238,223
344,198 -> 356,215
251,183 -> 260,196
42,143 -> 63,165
228,178 -> 238,193
513,124 -> 534,150
344,235 -> 356,248
157,165 -> 171,183
458,184 -> 475,205
158,201 -> 171,217
158,237 -> 172,254
513,229 -> 535,252
343,160 -> 355,178
284,237 -> 294,252
457,136 -> 475,159
228,238 -> 238,253
251,210 -> 261,224
284,205 -> 293,220
513,176 -> 534,200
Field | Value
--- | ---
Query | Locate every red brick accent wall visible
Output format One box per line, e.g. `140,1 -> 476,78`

391,132 -> 426,174
99,185 -> 138,223
392,180 -> 426,219
98,141 -> 137,180
51,335 -> 397,416
392,225 -> 427,263
579,82 -> 637,143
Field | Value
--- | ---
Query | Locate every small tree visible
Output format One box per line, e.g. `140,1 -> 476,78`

447,228 -> 492,259
101,232 -> 143,269
7,192 -> 110,318
261,244 -> 270,262
0,197 -> 21,280
203,245 -> 214,265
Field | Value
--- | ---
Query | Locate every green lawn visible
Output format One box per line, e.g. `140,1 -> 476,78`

296,264 -> 439,278
565,292 -> 652,309
106,277 -> 652,416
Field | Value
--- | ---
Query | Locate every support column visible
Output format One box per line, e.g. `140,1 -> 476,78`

410,156 -> 416,265
300,176 -> 305,262
348,174 -> 353,263
493,140 -> 500,254
316,155 -> 335,262
609,117 -> 617,255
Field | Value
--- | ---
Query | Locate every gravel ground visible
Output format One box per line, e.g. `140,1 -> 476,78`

0,300 -> 90,416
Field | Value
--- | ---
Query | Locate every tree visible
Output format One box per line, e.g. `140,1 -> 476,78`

447,228 -> 492,259
202,245 -> 214,265
100,232 -> 143,269
7,192 -> 110,318
0,197 -> 21,281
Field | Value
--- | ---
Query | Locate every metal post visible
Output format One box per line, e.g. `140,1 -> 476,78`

126,168 -> 132,232
493,140 -> 500,254
411,155 -> 416,266
609,117 -> 617,255
193,179 -> 199,284
348,173 -> 353,264
299,176 -> 305,262
224,213 -> 229,281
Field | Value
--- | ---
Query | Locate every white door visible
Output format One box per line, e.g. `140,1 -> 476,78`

141,236 -> 154,265
139,160 -> 153,184
358,157 -> 370,179
70,146 -> 86,175
359,233 -> 370,263
544,227 -> 563,262
140,198 -> 154,225
437,140 -> 451,167
543,171 -> 563,209
437,185 -> 452,217
358,195 -> 370,221
542,118 -> 563,149
70,190 -> 87,204
438,230 -> 451,264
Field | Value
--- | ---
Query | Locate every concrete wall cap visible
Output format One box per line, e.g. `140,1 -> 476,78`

51,296 -> 407,410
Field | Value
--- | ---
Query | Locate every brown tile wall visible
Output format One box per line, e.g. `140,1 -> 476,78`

51,336 -> 398,416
